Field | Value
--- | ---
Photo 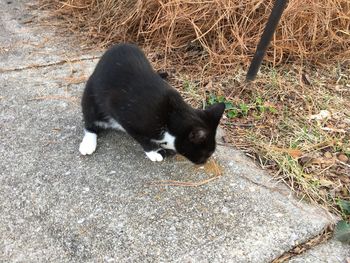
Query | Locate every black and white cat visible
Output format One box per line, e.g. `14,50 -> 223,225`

79,43 -> 225,164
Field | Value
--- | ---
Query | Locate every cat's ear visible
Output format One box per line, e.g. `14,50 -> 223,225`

189,128 -> 208,144
205,102 -> 225,127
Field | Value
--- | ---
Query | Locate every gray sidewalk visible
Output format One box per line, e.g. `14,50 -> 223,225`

0,1 -> 349,262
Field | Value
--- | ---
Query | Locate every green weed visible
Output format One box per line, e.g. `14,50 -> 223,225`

206,94 -> 278,119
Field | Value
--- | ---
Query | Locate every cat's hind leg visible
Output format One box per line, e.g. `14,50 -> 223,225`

79,130 -> 97,155
79,81 -> 100,155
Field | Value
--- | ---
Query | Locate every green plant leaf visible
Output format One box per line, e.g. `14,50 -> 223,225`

239,103 -> 249,116
227,109 -> 238,118
225,102 -> 235,110
217,96 -> 225,103
255,97 -> 263,105
257,105 -> 265,113
268,106 -> 278,114
208,94 -> 217,105
338,199 -> 350,215
253,112 -> 262,120
183,80 -> 191,91
335,220 -> 350,244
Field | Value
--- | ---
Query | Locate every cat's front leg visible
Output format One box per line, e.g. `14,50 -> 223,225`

79,130 -> 97,155
145,150 -> 164,162
132,135 -> 164,162
146,149 -> 176,161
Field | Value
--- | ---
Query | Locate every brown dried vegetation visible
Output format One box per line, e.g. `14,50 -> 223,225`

40,0 -> 350,68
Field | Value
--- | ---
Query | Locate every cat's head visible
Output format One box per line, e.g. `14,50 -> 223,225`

175,103 -> 225,164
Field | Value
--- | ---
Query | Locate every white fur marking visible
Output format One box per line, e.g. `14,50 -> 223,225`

146,151 -> 164,162
79,131 -> 97,155
94,121 -> 110,129
108,118 -> 126,131
153,131 -> 176,151
94,118 -> 125,132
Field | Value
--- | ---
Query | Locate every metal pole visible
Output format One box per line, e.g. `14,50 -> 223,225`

246,0 -> 289,81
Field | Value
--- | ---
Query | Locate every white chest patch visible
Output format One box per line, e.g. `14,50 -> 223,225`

153,131 -> 176,151
94,118 -> 126,132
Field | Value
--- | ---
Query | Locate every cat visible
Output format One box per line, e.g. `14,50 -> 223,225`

79,43 -> 225,164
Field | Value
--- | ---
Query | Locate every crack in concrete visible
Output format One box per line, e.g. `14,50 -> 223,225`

0,55 -> 101,73
271,225 -> 334,262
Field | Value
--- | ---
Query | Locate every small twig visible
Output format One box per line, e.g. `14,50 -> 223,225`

316,163 -> 335,176
149,175 -> 221,187
217,142 -> 234,147
63,75 -> 88,84
321,127 -> 347,133
22,19 -> 34,24
58,1 -> 91,9
28,95 -> 79,104
336,160 -> 350,168
226,122 -> 255,128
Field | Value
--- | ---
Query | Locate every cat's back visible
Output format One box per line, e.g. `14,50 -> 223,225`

93,43 -> 154,78
90,43 -> 170,100
88,43 -> 171,120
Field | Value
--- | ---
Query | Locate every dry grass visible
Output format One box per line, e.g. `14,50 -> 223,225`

215,64 -> 350,218
39,0 -> 350,68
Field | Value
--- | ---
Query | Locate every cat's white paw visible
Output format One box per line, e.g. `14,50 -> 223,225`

79,131 -> 97,155
145,151 -> 164,162
152,131 -> 176,151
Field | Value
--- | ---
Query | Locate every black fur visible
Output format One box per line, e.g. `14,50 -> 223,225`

81,43 -> 225,164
